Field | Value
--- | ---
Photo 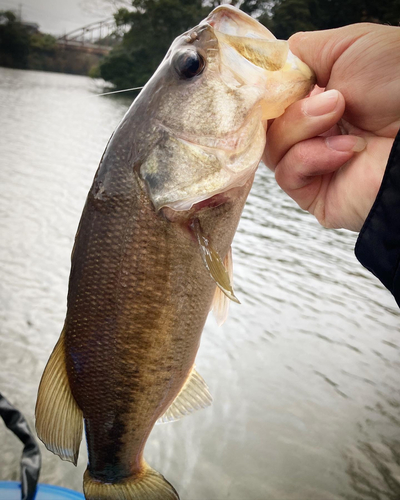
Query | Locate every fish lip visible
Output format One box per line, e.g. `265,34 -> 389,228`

203,5 -> 275,40
205,5 -> 254,29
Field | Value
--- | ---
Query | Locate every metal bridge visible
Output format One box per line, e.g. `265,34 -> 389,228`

57,18 -> 128,55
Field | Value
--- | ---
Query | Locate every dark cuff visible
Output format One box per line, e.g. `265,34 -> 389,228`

355,129 -> 400,306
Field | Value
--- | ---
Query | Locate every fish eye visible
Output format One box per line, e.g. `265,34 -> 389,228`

174,49 -> 205,79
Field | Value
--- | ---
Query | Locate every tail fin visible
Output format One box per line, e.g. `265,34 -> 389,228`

83,463 -> 180,500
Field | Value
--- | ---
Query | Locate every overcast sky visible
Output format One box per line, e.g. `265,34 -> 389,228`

0,0 -> 117,36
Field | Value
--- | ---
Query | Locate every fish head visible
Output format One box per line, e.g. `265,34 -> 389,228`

136,5 -> 315,212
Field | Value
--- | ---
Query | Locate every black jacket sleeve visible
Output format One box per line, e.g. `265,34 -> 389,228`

0,393 -> 41,500
355,129 -> 400,307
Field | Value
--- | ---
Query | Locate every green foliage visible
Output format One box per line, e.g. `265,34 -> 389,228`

267,0 -> 400,38
1,10 -> 16,22
30,33 -> 57,52
266,0 -> 316,39
0,10 -> 31,68
88,63 -> 102,78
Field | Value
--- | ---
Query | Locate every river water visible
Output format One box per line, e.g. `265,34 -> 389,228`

0,67 -> 399,500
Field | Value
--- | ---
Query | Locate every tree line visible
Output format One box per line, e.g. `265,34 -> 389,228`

0,10 -> 103,75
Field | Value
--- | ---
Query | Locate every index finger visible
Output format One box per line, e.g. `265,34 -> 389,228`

288,24 -> 378,88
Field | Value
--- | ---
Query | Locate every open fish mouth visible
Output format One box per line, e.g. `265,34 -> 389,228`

204,5 -> 314,80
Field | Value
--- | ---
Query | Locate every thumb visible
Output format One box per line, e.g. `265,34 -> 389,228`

288,24 -> 376,88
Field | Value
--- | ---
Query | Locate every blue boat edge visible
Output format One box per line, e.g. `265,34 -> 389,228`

0,481 -> 84,499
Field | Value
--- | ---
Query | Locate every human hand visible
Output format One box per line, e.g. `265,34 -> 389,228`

263,23 -> 400,232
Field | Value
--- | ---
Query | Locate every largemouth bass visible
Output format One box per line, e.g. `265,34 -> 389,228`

35,5 -> 314,500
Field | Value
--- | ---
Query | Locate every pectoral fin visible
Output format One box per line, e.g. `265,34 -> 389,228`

211,246 -> 234,326
157,367 -> 212,424
192,220 -> 240,304
35,329 -> 83,465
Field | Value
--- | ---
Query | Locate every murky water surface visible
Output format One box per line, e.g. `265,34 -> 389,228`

1,67 -> 399,500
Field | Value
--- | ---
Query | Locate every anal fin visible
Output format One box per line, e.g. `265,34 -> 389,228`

157,367 -> 212,424
35,329 -> 83,465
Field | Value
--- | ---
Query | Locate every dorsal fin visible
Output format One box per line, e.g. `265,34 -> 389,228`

157,367 -> 212,424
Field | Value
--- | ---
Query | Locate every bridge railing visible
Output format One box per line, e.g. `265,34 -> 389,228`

57,18 -> 129,53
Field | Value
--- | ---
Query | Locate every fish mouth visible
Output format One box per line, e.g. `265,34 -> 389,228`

203,5 -> 314,86
204,5 -> 289,73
